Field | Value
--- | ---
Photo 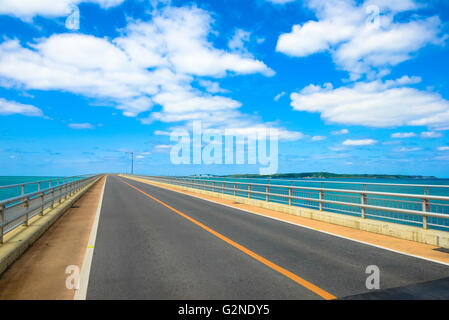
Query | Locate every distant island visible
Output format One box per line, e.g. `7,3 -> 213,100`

218,172 -> 438,179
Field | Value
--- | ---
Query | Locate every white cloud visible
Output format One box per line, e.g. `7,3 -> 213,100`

421,131 -> 443,138
68,123 -> 94,129
331,128 -> 349,135
228,29 -> 251,53
343,139 -> 377,146
0,0 -> 124,20
276,0 -> 446,79
274,92 -> 286,101
0,6 -> 291,138
198,80 -> 229,94
291,77 -> 449,129
391,132 -> 416,138
116,7 -> 274,78
0,98 -> 43,116
154,144 -> 172,152
266,0 -> 296,4
154,130 -> 171,136
312,135 -> 326,141
437,146 -> 449,151
395,147 -> 421,152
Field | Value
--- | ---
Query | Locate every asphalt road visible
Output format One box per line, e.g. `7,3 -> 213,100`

86,175 -> 449,300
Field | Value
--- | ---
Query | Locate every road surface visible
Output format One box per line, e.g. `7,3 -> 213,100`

86,175 -> 449,299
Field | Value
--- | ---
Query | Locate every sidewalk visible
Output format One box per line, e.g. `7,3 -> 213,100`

0,176 -> 106,300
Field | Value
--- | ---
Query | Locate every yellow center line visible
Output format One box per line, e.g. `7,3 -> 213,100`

119,177 -> 337,300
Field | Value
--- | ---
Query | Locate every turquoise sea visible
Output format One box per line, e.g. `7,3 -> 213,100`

0,176 -> 78,202
2,175 -> 449,231
191,176 -> 449,231
211,177 -> 449,196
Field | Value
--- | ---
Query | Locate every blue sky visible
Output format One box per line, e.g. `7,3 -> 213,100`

0,0 -> 449,177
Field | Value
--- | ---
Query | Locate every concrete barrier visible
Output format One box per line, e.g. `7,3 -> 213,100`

0,176 -> 103,276
129,177 -> 449,249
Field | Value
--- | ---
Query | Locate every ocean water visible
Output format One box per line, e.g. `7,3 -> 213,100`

187,176 -> 449,231
0,176 -> 78,202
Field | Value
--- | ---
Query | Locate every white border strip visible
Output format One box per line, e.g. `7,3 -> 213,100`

74,176 -> 107,300
126,177 -> 449,268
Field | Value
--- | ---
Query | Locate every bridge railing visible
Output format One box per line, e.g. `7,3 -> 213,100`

0,175 -> 101,244
0,175 -> 93,196
135,175 -> 449,231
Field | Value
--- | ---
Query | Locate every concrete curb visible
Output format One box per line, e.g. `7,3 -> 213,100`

127,177 -> 449,249
0,177 -> 103,277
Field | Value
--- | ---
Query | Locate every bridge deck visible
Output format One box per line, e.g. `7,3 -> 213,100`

85,175 -> 449,299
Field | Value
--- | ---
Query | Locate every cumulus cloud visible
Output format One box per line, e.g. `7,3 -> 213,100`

116,8 -> 274,77
0,0 -> 124,20
276,0 -> 446,79
438,146 -> 449,151
198,80 -> 229,94
343,139 -> 377,146
0,98 -> 43,116
0,6 -> 297,139
228,29 -> 251,53
290,77 -> 449,129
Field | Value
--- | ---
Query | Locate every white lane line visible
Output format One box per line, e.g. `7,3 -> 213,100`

128,178 -> 449,268
74,176 -> 107,300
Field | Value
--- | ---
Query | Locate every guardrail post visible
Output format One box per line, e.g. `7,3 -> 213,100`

248,184 -> 252,199
234,183 -> 236,196
21,185 -> 25,195
213,181 -> 216,193
288,187 -> 292,206
51,188 -> 55,208
319,190 -> 323,211
0,205 -> 4,244
361,193 -> 367,219
266,186 -> 269,202
40,193 -> 45,216
24,197 -> 29,226
422,199 -> 429,229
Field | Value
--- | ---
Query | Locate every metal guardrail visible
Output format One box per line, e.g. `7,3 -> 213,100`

0,175 -> 101,244
136,175 -> 449,231
0,175 -> 92,194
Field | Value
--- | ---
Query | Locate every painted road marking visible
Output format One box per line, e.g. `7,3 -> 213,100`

74,176 -> 107,300
120,178 -> 337,300
125,177 -> 449,268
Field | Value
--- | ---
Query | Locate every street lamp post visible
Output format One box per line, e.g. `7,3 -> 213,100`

125,152 -> 134,175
